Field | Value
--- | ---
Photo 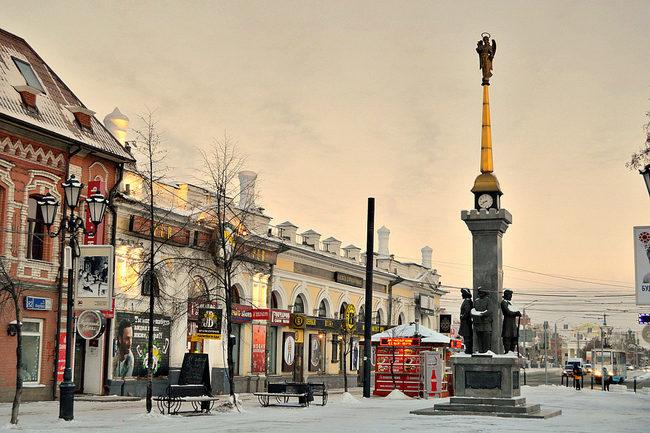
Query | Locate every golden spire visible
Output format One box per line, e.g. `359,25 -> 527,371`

481,84 -> 493,173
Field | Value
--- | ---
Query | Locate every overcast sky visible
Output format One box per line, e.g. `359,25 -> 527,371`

4,1 -> 650,335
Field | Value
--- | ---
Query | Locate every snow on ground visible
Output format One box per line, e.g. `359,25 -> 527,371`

1,385 -> 649,433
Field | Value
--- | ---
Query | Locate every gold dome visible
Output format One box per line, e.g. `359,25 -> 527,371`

471,173 -> 502,193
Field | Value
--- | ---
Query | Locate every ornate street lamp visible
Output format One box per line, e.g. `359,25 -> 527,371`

37,174 -> 108,421
639,164 -> 650,197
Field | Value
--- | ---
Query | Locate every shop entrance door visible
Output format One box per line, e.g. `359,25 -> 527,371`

73,336 -> 85,393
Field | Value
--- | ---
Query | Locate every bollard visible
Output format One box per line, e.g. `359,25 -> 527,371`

590,375 -> 593,390
523,369 -> 526,386
634,378 -> 637,393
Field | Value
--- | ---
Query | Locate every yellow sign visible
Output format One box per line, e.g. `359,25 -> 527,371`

294,329 -> 304,343
345,304 -> 356,330
195,333 -> 222,340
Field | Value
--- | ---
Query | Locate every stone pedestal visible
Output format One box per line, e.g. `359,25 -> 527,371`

411,354 -> 561,419
461,208 -> 512,354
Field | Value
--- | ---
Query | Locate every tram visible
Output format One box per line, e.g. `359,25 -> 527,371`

591,349 -> 626,384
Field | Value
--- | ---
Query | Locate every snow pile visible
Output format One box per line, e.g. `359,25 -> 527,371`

385,389 -> 410,400
609,384 -> 628,393
340,392 -> 360,404
635,372 -> 650,381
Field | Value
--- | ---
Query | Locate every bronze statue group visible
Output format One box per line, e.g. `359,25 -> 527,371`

458,287 -> 522,355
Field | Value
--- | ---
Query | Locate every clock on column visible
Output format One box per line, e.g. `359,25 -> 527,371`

474,192 -> 500,210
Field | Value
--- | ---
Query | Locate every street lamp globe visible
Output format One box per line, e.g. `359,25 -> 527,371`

85,190 -> 108,225
640,164 -> 650,197
61,175 -> 84,210
37,193 -> 59,230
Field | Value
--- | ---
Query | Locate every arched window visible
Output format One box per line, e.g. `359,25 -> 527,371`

339,302 -> 348,318
231,285 -> 241,304
318,300 -> 327,318
26,196 -> 45,260
376,310 -> 382,325
293,294 -> 305,314
398,313 -> 404,326
358,305 -> 365,323
271,291 -> 279,309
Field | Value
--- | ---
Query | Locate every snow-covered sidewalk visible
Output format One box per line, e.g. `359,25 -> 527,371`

2,385 -> 648,433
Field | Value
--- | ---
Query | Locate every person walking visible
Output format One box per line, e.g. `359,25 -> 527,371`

602,367 -> 610,391
573,364 -> 582,390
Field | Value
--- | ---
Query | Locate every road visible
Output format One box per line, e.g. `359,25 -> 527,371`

522,368 -> 650,390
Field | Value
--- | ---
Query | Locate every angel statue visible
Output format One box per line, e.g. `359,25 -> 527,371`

476,33 -> 496,84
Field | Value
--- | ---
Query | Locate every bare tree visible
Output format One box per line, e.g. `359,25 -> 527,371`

0,258 -> 26,424
626,110 -> 650,169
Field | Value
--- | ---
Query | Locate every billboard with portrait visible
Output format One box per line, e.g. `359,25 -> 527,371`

75,245 -> 113,310
113,311 -> 170,378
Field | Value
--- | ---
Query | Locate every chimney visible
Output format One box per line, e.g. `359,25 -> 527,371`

300,229 -> 320,249
377,226 -> 390,257
277,221 -> 298,243
421,246 -> 433,269
238,170 -> 257,210
103,107 -> 130,145
322,237 -> 342,256
342,244 -> 361,261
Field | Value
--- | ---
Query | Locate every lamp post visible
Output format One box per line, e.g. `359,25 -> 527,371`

639,164 -> 650,197
38,175 -> 108,421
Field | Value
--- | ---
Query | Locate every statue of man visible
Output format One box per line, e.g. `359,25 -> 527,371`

458,288 -> 473,354
501,289 -> 522,353
472,286 -> 493,353
476,33 -> 496,85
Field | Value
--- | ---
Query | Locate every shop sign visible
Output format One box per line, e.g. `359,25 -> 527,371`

345,304 -> 356,330
24,296 -> 52,311
196,308 -> 222,340
84,180 -> 105,245
243,246 -> 278,265
419,294 -> 436,314
450,339 -> 463,349
290,314 -> 306,329
353,322 -> 387,334
335,272 -> 363,288
77,310 -> 106,340
231,304 -> 252,322
380,337 -> 421,346
304,316 -> 342,331
188,300 -> 219,321
271,309 -> 290,326
56,332 -> 66,382
252,309 -> 270,320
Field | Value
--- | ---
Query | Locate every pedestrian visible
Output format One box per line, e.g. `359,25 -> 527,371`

573,364 -> 582,390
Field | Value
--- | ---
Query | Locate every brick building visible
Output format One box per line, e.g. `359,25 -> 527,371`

0,28 -> 133,401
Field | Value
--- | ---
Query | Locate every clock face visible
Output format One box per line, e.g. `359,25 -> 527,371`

478,193 -> 493,209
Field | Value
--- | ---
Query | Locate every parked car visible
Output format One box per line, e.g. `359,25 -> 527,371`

626,364 -> 635,371
584,363 -> 592,374
562,364 -> 576,377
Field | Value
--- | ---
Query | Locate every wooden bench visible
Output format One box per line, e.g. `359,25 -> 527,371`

154,384 -> 220,415
254,382 -> 313,407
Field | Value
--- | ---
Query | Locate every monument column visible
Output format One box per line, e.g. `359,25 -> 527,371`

462,32 -> 511,354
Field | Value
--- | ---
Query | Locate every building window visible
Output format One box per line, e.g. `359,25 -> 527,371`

331,334 -> 339,363
268,326 -> 277,374
26,196 -> 45,260
231,285 -> 241,304
293,295 -> 305,314
358,305 -> 365,323
318,300 -> 327,318
339,303 -> 348,318
141,272 -> 160,296
376,310 -> 382,325
21,319 -> 43,383
12,57 -> 45,93
271,291 -> 279,309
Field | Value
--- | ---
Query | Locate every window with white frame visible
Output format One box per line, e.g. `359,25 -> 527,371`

21,318 -> 43,383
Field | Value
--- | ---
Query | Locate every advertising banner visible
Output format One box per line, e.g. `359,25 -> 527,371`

282,332 -> 296,372
196,308 -> 222,339
634,226 -> 650,305
113,311 -> 171,378
252,324 -> 266,373
308,334 -> 322,371
422,350 -> 442,396
75,245 -> 113,310
84,180 -> 105,245
350,338 -> 360,371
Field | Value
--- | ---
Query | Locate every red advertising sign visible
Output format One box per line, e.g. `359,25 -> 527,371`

379,337 -> 421,346
450,339 -> 463,349
231,304 -> 252,322
271,309 -> 290,326
57,332 -> 66,382
252,324 -> 266,373
252,309 -> 269,320
84,181 -> 105,245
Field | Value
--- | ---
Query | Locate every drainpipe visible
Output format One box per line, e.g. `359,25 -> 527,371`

52,145 -> 81,400
387,276 -> 404,326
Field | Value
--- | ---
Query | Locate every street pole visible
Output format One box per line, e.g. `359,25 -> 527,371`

543,321 -> 548,386
59,264 -> 75,420
363,198 -> 374,398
